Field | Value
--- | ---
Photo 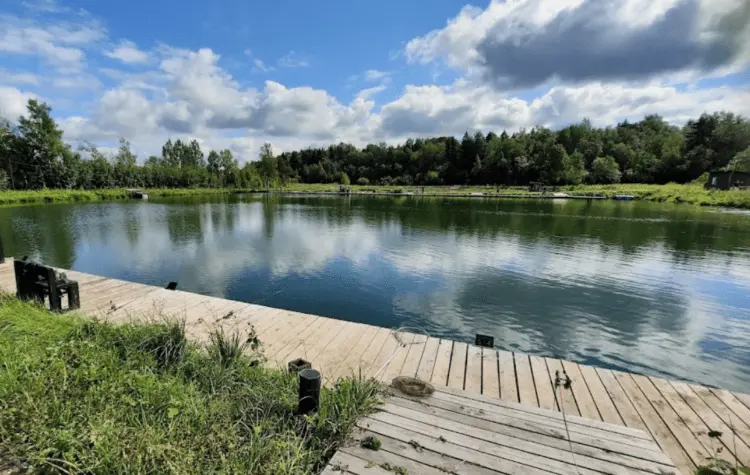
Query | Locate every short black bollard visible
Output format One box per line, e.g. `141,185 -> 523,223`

165,281 -> 178,290
298,368 -> 321,415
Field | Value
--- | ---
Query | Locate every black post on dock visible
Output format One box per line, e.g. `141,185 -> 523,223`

298,368 -> 321,415
0,233 -> 4,263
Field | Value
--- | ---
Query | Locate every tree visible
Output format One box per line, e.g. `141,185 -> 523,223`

727,147 -> 750,173
16,99 -> 68,189
258,143 -> 278,187
589,156 -> 622,184
340,172 -> 350,186
562,151 -> 587,184
207,150 -> 221,174
356,177 -> 369,185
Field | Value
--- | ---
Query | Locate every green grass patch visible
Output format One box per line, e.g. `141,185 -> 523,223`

0,188 -> 259,206
0,294 -> 381,474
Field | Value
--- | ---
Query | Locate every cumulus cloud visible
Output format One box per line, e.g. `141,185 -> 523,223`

0,69 -> 39,85
364,69 -> 391,82
0,13 -> 105,71
406,0 -> 750,88
105,40 -> 149,64
0,86 -> 38,121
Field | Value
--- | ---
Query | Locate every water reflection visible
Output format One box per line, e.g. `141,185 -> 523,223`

1,194 -> 750,392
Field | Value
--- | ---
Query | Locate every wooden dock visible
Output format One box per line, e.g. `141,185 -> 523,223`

2,260 -> 749,475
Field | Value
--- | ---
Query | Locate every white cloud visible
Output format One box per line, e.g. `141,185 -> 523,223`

0,69 -> 39,85
277,50 -> 309,68
0,86 -> 37,121
364,69 -> 391,83
0,14 -> 105,71
252,58 -> 274,73
405,0 -> 750,89
357,85 -> 387,100
105,40 -> 149,64
22,0 -> 66,13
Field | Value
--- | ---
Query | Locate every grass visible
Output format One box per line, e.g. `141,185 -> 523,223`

281,182 -> 750,209
0,188 -> 256,206
0,294 -> 382,474
2,182 -> 749,209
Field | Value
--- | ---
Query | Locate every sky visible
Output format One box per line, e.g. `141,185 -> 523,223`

1,0 -> 749,162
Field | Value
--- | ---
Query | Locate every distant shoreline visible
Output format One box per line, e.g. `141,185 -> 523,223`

1,183 -> 748,209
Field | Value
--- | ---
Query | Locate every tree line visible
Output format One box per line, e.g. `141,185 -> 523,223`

1,99 -> 750,191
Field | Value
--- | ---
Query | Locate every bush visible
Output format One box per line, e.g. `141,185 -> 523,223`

356,177 -> 370,186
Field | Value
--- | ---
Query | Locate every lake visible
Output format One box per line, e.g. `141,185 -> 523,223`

2,194 -> 750,392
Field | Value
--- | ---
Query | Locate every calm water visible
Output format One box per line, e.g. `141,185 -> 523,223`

2,194 -> 750,392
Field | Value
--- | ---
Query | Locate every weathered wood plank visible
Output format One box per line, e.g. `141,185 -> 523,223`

690,385 -> 750,442
514,353 -> 538,407
733,392 -> 750,410
529,355 -> 557,411
708,388 -> 750,433
429,339 -> 452,387
562,359 -> 600,421
632,375 -> 712,467
325,451 -> 390,474
382,399 -> 674,474
348,428 -> 499,475
327,324 -> 381,381
446,341 -> 467,390
284,318 -> 349,368
430,389 -> 659,448
498,350 -> 518,403
267,316 -> 328,364
670,381 -> 750,466
368,410 -> 610,475
464,344 -> 483,394
386,395 -> 674,467
317,323 -> 376,385
349,327 -> 393,379
414,337 -> 440,382
481,348 -> 500,398
550,358 -> 580,417
578,365 -> 623,425
397,334 -> 428,379
614,371 -> 697,473
596,368 -> 648,431
358,416 -> 563,475
378,332 -> 416,383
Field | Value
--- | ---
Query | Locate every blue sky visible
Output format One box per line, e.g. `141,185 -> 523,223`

1,0 -> 749,161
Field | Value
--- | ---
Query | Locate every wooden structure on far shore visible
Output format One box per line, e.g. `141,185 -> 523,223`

2,260 -> 750,474
125,188 -> 149,200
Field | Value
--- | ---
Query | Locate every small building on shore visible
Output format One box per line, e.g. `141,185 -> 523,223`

704,171 -> 750,190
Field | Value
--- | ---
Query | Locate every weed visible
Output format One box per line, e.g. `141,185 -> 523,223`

380,462 -> 408,474
360,436 -> 381,451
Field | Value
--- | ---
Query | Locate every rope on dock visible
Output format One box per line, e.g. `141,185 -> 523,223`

372,326 -> 431,379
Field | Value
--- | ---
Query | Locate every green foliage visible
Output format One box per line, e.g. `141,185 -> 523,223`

340,172 -> 350,186
360,436 -> 381,450
727,147 -> 750,173
0,294 -> 382,474
356,177 -> 370,186
590,156 -> 622,184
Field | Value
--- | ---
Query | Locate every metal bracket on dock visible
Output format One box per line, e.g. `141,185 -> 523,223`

475,334 -> 494,348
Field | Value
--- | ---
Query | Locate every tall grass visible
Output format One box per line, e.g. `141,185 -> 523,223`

0,294 -> 381,474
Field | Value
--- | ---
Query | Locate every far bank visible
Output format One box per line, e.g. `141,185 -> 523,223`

2,183 -> 749,209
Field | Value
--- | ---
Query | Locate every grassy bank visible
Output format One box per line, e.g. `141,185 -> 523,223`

0,294 -> 381,474
0,188 -> 259,206
281,183 -> 750,209
2,183 -> 749,209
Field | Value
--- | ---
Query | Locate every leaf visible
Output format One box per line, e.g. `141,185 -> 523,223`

738,468 -> 750,475
167,407 -> 179,419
